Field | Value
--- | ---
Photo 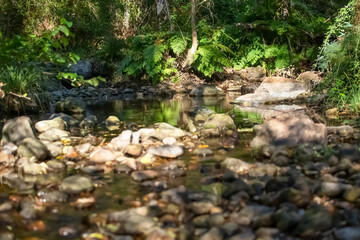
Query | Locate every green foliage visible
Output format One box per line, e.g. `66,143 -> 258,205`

0,65 -> 44,95
169,35 -> 187,56
194,45 -> 231,77
117,33 -> 181,84
0,18 -> 76,65
317,0 -> 360,111
57,72 -> 106,88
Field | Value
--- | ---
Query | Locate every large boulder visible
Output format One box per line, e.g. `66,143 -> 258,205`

251,117 -> 327,153
49,113 -> 80,128
55,98 -> 86,114
17,138 -> 50,160
234,77 -> 311,106
69,60 -> 92,79
190,85 -> 224,97
1,117 -> 35,145
149,123 -> 185,140
38,128 -> 70,142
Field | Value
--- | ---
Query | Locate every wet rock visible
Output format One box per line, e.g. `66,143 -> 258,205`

152,123 -> 185,140
131,170 -> 158,182
1,116 -> 35,145
55,98 -> 86,114
70,196 -> 95,209
248,163 -> 280,177
80,115 -> 97,129
104,116 -> 121,127
335,227 -> 360,240
294,206 -> 332,238
58,226 -> 78,238
17,138 -> 50,160
239,205 -> 275,223
209,214 -> 225,227
37,190 -> 67,203
0,202 -> 12,212
221,158 -> 252,173
194,107 -> 215,122
81,165 -> 104,175
235,77 -> 311,106
148,145 -> 184,158
124,144 -> 143,157
190,85 -> 224,97
199,227 -> 223,240
109,130 -> 132,150
69,60 -> 92,79
60,175 -> 93,194
117,157 -> 137,170
49,113 -> 80,128
90,148 -> 117,163
35,117 -> 66,133
203,114 -> 236,132
39,128 -> 70,142
256,228 -> 279,239
277,188 -> 311,208
192,148 -> 214,156
317,182 -> 352,198
115,164 -> 134,174
107,208 -> 157,234
2,172 -> 34,191
251,117 -> 326,153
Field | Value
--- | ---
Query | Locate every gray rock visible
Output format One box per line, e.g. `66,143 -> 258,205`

109,130 -> 132,150
190,85 -> 224,97
203,114 -> 236,132
148,145 -> 184,158
251,117 -> 327,153
123,144 -> 143,157
60,175 -> 93,194
239,67 -> 265,81
55,98 -> 86,114
192,148 -> 214,156
187,201 -> 215,215
35,117 -> 66,133
295,206 -> 332,238
39,128 -> 70,142
199,227 -> 223,240
1,117 -> 35,145
108,207 -> 157,234
235,77 -> 311,106
151,123 -> 185,140
49,113 -> 80,128
335,227 -> 360,240
318,182 -> 352,198
17,138 -> 50,160
194,107 -> 215,122
80,115 -> 97,129
90,148 -> 117,163
221,158 -> 252,173
47,160 -> 66,172
131,170 -> 158,182
20,162 -> 48,175
46,141 -> 64,157
69,60 -> 92,79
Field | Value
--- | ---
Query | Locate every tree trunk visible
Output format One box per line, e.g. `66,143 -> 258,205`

123,0 -> 131,36
182,0 -> 198,68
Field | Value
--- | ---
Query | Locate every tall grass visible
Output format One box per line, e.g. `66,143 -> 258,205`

0,65 -> 44,95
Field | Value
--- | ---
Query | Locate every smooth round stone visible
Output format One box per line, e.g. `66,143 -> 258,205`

162,137 -> 177,145
148,145 -> 184,158
60,175 -> 93,194
115,164 -> 134,174
131,170 -> 159,182
81,165 -> 104,175
192,148 -> 214,156
123,144 -> 143,157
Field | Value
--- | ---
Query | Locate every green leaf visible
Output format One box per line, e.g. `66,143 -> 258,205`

51,41 -> 62,49
61,37 -> 69,47
60,18 -> 73,28
59,26 -> 70,36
